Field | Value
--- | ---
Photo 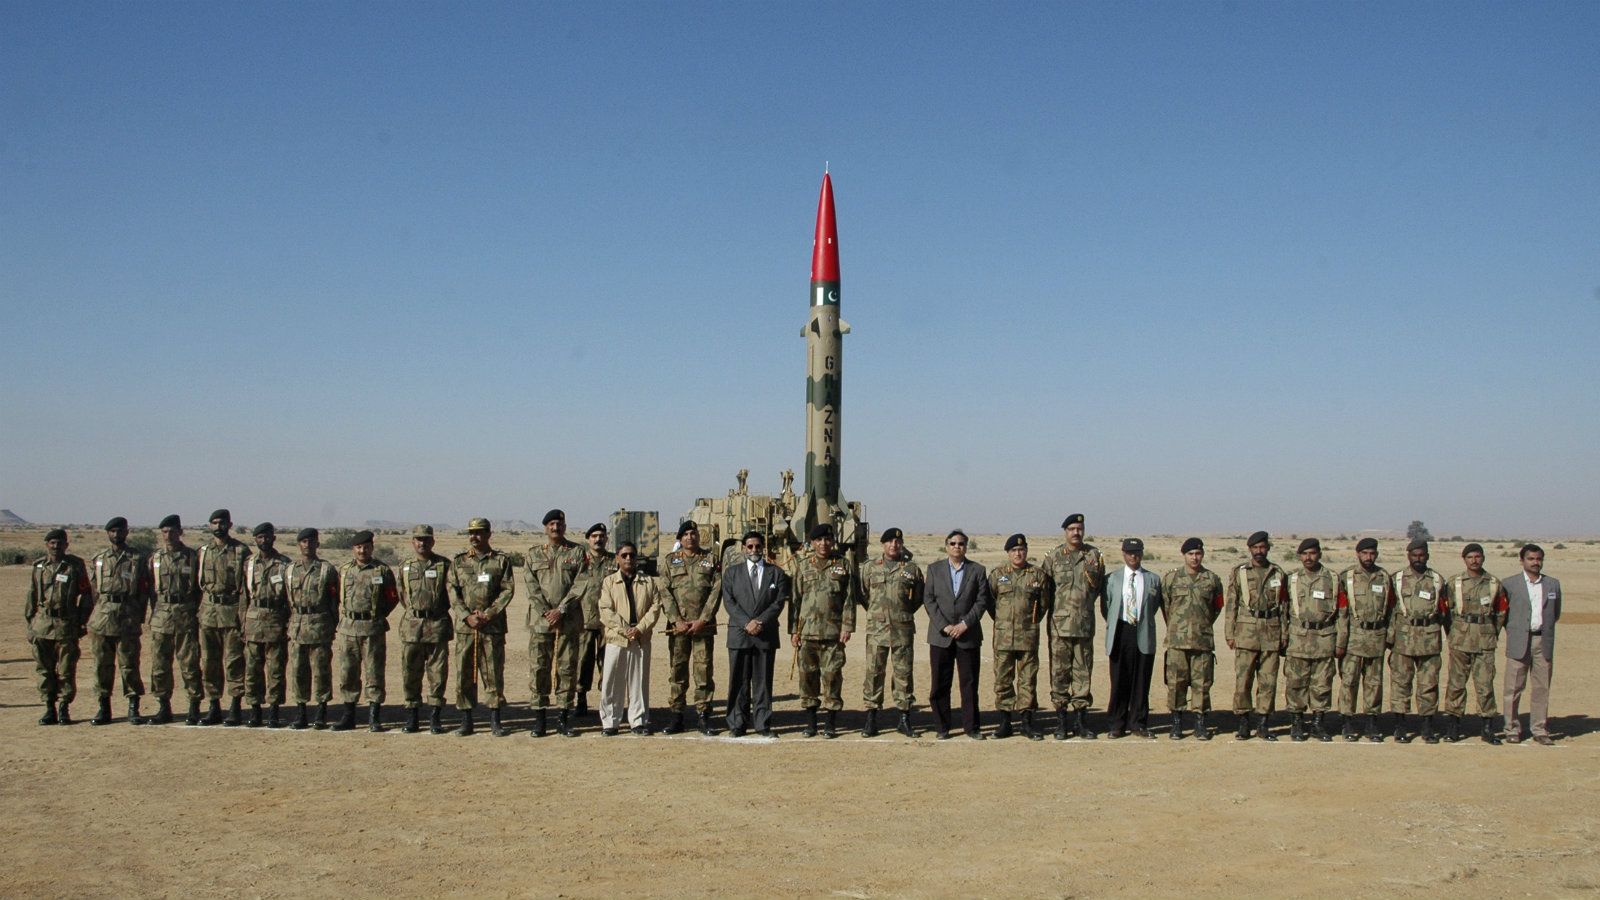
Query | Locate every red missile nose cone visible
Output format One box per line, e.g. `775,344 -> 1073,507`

811,172 -> 839,282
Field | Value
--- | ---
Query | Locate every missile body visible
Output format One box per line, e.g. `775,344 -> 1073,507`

804,173 -> 846,520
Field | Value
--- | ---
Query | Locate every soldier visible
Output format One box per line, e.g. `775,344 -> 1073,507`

286,527 -> 340,729
1441,543 -> 1508,744
786,523 -> 860,738
451,518 -> 516,736
1160,537 -> 1224,740
86,517 -> 151,726
1041,513 -> 1104,739
197,508 -> 250,726
242,522 -> 291,728
1282,538 -> 1347,742
146,514 -> 201,725
1336,537 -> 1393,741
987,534 -> 1050,740
660,521 -> 723,735
397,525 -> 452,734
522,509 -> 588,737
25,528 -> 92,725
1225,531 -> 1289,740
1387,538 -> 1450,744
859,527 -> 923,738
334,530 -> 398,732
574,522 -> 616,718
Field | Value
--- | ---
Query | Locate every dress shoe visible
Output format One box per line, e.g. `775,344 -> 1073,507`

936,729 -> 952,740
631,724 -> 650,736
756,728 -> 778,739
602,726 -> 620,736
1108,726 -> 1126,739
1533,734 -> 1555,746
1134,725 -> 1155,739
965,728 -> 986,741
730,725 -> 747,738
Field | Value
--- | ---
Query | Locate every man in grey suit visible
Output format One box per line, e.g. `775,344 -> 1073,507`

722,531 -> 789,738
1101,538 -> 1163,739
1502,544 -> 1561,745
923,529 -> 991,740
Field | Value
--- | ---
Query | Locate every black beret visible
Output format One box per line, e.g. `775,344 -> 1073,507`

297,528 -> 318,542
880,527 -> 904,543
808,523 -> 834,541
45,528 -> 68,542
158,514 -> 182,530
104,516 -> 128,531
352,530 -> 375,544
1062,514 -> 1084,528
1407,538 -> 1429,552
209,509 -> 231,523
585,522 -> 607,537
1181,537 -> 1203,554
1462,542 -> 1485,556
1004,533 -> 1027,552
741,530 -> 765,544
676,521 -> 698,538
1355,537 -> 1379,552
1247,531 -> 1270,547
542,509 -> 565,525
1298,538 -> 1320,553
1122,537 -> 1144,554
252,522 -> 275,537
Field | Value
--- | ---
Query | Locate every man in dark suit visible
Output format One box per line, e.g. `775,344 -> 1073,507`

721,531 -> 789,737
1502,543 -> 1561,745
1101,538 -> 1164,738
923,529 -> 991,739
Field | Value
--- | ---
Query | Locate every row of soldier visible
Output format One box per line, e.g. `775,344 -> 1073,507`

22,510 -> 1552,743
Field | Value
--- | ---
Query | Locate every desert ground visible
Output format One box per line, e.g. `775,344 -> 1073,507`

1,526 -> 1595,898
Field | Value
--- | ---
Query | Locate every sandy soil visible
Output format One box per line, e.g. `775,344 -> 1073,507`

1,529 -> 1595,898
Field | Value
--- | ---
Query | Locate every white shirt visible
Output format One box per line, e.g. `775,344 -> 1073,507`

1526,573 -> 1544,632
1122,566 -> 1144,624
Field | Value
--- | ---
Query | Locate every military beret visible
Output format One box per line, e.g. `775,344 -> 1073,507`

1247,531 -> 1270,547
209,508 -> 231,523
352,530 -> 375,545
1122,537 -> 1144,555
1298,537 -> 1320,553
1355,537 -> 1379,552
252,522 -> 275,537
412,525 -> 434,538
585,522 -> 607,537
158,514 -> 182,530
542,509 -> 565,525
808,523 -> 834,541
1181,537 -> 1204,554
104,516 -> 128,531
297,528 -> 318,542
742,530 -> 766,544
1062,513 -> 1084,528
45,528 -> 68,542
466,517 -> 491,532
676,521 -> 698,538
880,527 -> 904,544
1004,533 -> 1027,552
1462,542 -> 1484,556
1407,538 -> 1429,553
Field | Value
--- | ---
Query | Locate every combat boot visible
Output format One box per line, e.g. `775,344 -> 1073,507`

1421,715 -> 1439,744
56,700 -> 73,725
491,706 -> 508,737
313,701 -> 329,730
1075,709 -> 1097,740
223,697 -> 243,727
1480,716 -> 1501,745
696,708 -> 716,735
368,702 -> 385,733
402,707 -> 420,733
1255,712 -> 1277,741
1053,709 -> 1069,741
803,708 -> 818,737
150,697 -> 173,725
1443,714 -> 1460,743
822,710 -> 838,739
127,698 -> 146,726
247,703 -> 263,728
1342,714 -> 1359,741
185,698 -> 203,725
91,697 -> 113,726
1170,711 -> 1184,740
575,694 -> 589,718
1393,715 -> 1412,743
201,699 -> 223,726
292,703 -> 310,730
1290,712 -> 1306,742
38,697 -> 58,726
1195,711 -> 1212,741
995,712 -> 1013,739
863,709 -> 879,737
457,709 -> 475,736
1312,712 -> 1332,742
1365,714 -> 1382,743
267,704 -> 282,728
428,706 -> 444,735
332,702 -> 356,731
558,708 -> 576,737
531,708 -> 547,737
897,710 -> 915,738
664,710 -> 685,735
1235,714 -> 1251,740
1022,710 -> 1043,741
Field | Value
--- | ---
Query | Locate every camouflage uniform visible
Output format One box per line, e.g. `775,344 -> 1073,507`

1441,569 -> 1506,718
1041,543 -> 1104,711
1225,560 -> 1289,715
25,553 -> 92,704
1336,564 -> 1393,716
1387,567 -> 1448,715
1283,565 -> 1347,715
786,551 -> 861,712
661,547 -> 722,714
860,555 -> 923,711
198,536 -> 251,700
286,558 -> 340,704
450,549 -> 516,710
337,558 -> 398,704
1160,566 -> 1224,712
148,544 -> 202,704
398,553 -> 453,709
522,540 -> 588,709
577,548 -> 617,705
243,548 -> 291,706
987,561 -> 1050,712
87,545 -> 150,701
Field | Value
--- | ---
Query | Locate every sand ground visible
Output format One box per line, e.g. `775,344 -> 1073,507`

1,528 -> 1596,898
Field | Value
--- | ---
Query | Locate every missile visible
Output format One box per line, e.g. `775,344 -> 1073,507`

803,170 -> 848,523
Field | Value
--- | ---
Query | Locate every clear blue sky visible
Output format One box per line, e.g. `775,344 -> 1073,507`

3,2 -> 1596,537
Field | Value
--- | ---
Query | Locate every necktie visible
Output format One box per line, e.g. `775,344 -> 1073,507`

1124,570 -> 1137,624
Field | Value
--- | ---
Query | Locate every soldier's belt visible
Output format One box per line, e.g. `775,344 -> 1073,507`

1457,613 -> 1493,624
344,612 -> 374,621
1355,621 -> 1387,631
1404,615 -> 1438,627
292,605 -> 324,614
203,593 -> 240,605
409,609 -> 448,620
1297,617 -> 1337,630
1245,607 -> 1281,619
99,596 -> 128,604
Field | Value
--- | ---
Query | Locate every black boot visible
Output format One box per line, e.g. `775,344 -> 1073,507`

1290,712 -> 1306,742
1170,711 -> 1184,740
402,707 -> 420,733
863,709 -> 879,737
1235,713 -> 1251,741
247,703 -> 263,728
822,710 -> 838,739
575,694 -> 589,717
457,708 -> 475,736
429,706 -> 443,735
531,708 -> 547,737
267,704 -> 282,728
92,697 -> 113,726
1421,714 -> 1439,744
185,698 -> 202,725
995,712 -> 1013,739
292,703 -> 309,730
1075,709 -> 1097,740
1022,710 -> 1043,741
151,697 -> 173,725
1312,712 -> 1332,742
803,708 -> 818,737
223,697 -> 242,727
313,701 -> 329,729
1480,716 -> 1501,745
38,698 -> 57,726
331,702 -> 356,731
1443,714 -> 1460,743
664,709 -> 685,735
368,702 -> 385,733
696,708 -> 717,735
1195,711 -> 1211,741
1054,709 -> 1069,740
202,699 -> 223,726
128,698 -> 146,726
1256,712 -> 1277,741
558,708 -> 576,737
1365,713 -> 1383,743
1342,713 -> 1359,741
897,710 -> 915,738
1394,714 -> 1412,743
491,706 -> 507,737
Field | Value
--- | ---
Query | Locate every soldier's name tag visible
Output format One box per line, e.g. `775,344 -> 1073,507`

270,575 -> 284,585
1419,591 -> 1431,600
1478,596 -> 1490,606
1547,590 -> 1558,600
1371,584 -> 1385,593
370,574 -> 383,585
1269,578 -> 1281,590
55,573 -> 70,583
998,576 -> 1010,584
670,558 -> 684,567
477,573 -> 491,583
1311,590 -> 1325,600
424,570 -> 438,579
